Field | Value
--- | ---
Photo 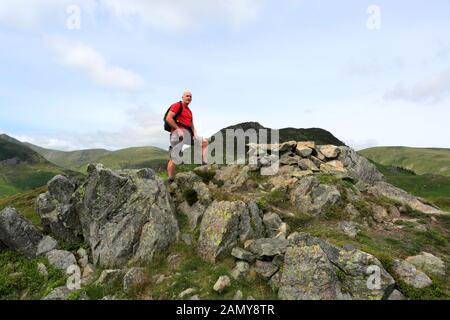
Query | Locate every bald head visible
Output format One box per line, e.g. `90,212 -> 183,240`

182,91 -> 192,106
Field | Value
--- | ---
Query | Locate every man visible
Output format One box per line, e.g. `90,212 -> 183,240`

166,90 -> 208,183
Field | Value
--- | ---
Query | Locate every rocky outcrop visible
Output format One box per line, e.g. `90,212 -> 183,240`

197,200 -> 264,263
73,164 -> 179,268
249,142 -> 382,185
278,245 -> 343,300
213,275 -> 231,293
214,165 -> 251,192
290,176 -> 341,216
6,137 -> 448,301
246,238 -> 289,258
178,201 -> 206,231
337,147 -> 383,185
0,208 -> 57,258
45,249 -> 78,272
279,232 -> 395,300
393,259 -> 433,289
123,267 -> 146,294
334,248 -> 395,300
35,175 -> 83,245
231,261 -> 250,280
367,182 -> 447,215
42,286 -> 74,300
245,141 -> 447,218
405,252 -> 445,276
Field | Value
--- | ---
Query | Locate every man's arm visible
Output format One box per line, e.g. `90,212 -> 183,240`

166,111 -> 180,130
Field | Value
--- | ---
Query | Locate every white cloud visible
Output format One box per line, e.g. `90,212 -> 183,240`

100,0 -> 264,31
0,0 -> 264,31
16,134 -> 81,151
16,125 -> 167,152
344,139 -> 379,151
48,36 -> 145,91
345,58 -> 404,77
14,104 -> 168,151
384,67 -> 450,103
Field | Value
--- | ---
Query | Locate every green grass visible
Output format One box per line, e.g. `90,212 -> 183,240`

255,198 -> 270,213
284,212 -> 314,230
396,280 -> 447,300
0,250 -> 67,300
360,146 -> 450,177
0,163 -> 62,199
0,186 -> 46,226
318,174 -> 341,185
366,161 -> 450,211
265,189 -> 290,209
141,241 -> 278,300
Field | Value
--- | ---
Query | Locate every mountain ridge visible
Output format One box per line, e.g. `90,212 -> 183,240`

216,122 -> 346,146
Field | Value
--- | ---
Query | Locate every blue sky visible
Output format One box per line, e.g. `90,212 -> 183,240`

1,0 -> 449,151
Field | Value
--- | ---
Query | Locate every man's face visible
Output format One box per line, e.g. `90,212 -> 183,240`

183,92 -> 192,105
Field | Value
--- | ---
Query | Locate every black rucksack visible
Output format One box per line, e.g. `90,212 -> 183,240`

163,101 -> 183,132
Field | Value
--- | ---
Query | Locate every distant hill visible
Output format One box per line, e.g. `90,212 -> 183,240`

24,142 -> 110,170
25,142 -> 169,173
78,147 -> 169,172
215,122 -> 346,146
0,134 -> 44,164
360,147 -> 450,177
0,135 -> 64,198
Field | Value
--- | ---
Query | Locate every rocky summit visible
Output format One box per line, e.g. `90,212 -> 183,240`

0,141 -> 448,300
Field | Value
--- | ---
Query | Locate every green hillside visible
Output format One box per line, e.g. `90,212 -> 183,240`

370,161 -> 450,211
78,146 -> 169,172
360,147 -> 450,177
24,142 -> 110,170
0,135 -> 64,199
25,141 -> 168,173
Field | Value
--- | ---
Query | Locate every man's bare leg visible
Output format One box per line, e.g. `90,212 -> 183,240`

202,139 -> 208,164
167,159 -> 176,182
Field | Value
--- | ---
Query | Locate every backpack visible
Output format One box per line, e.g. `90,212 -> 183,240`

163,101 -> 183,132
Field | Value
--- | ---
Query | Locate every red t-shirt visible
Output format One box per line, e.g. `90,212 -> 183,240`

169,101 -> 193,131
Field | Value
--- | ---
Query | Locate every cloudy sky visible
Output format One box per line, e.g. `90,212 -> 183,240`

1,0 -> 449,151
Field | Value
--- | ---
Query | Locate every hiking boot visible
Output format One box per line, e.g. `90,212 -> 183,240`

168,177 -> 175,184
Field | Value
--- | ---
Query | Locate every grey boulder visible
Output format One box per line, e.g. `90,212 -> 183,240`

73,165 -> 179,268
0,208 -> 57,258
278,245 -> 343,300
35,175 -> 83,245
45,249 -> 78,272
197,201 -> 262,263
246,238 -> 289,258
393,259 -> 433,289
405,252 -> 445,276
